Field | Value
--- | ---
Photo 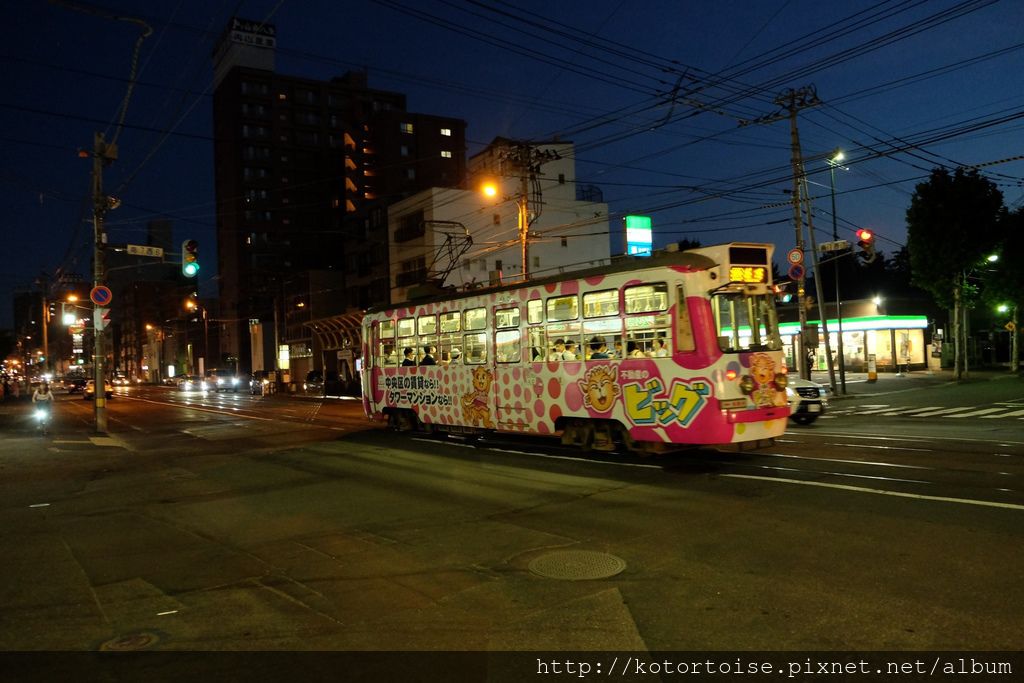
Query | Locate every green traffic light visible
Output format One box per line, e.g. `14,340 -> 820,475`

183,262 -> 199,277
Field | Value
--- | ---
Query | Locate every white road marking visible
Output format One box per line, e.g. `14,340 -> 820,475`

908,407 -> 981,417
761,452 -> 932,469
723,474 -> 1024,511
983,409 -> 1024,418
824,442 -> 932,453
945,408 -> 1009,418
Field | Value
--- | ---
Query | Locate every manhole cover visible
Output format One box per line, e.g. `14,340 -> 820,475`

528,550 -> 626,580
99,631 -> 160,651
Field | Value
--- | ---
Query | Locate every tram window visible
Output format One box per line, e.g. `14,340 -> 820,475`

527,327 -> 545,361
496,330 -> 521,363
495,307 -> 520,329
624,283 -> 668,313
546,324 -> 581,360
380,320 -> 395,340
463,332 -> 487,363
418,315 -> 437,336
527,299 -> 543,325
439,331 -> 461,365
397,318 -> 415,339
379,343 -> 397,366
583,317 -> 621,358
711,293 -> 781,352
546,295 -> 578,322
583,289 -> 618,318
626,312 -> 673,356
418,336 -> 438,364
440,312 -> 461,333
464,307 -> 486,331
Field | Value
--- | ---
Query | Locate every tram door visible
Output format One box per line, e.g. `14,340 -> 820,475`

492,306 -> 529,429
364,322 -> 381,414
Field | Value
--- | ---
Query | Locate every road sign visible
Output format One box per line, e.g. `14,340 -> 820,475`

90,285 -> 113,307
788,263 -> 805,280
69,324 -> 85,335
819,239 -> 850,252
126,244 -> 165,258
94,307 -> 111,331
787,248 -> 804,265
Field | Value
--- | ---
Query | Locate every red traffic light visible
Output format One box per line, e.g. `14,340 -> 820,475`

856,228 -> 873,242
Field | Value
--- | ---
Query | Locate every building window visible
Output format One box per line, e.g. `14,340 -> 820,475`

558,173 -> 566,184
441,128 -> 451,136
493,214 -> 501,225
400,122 -> 414,134
561,236 -> 568,247
400,145 -> 409,157
407,168 -> 416,179
441,150 -> 452,158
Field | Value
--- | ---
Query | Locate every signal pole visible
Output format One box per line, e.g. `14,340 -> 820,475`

89,133 -> 117,434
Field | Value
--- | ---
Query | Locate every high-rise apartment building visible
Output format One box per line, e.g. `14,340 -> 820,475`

212,18 -> 466,372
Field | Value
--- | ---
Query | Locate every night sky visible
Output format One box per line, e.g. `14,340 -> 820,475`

3,0 -> 1023,327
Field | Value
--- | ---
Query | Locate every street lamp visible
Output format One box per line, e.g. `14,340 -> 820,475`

828,148 -> 848,394
481,178 -> 530,280
185,298 -> 209,374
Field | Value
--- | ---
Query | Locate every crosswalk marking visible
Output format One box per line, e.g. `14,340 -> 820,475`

983,409 -> 1024,418
909,407 -> 982,417
828,404 -> 1024,420
945,408 -> 1009,418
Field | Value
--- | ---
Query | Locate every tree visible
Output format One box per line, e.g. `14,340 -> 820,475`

906,168 -> 1004,380
981,209 -> 1024,373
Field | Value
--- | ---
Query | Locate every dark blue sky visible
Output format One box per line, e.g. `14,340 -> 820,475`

3,0 -> 1024,327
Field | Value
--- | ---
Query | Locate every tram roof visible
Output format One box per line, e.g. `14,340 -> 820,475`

368,248 -> 719,314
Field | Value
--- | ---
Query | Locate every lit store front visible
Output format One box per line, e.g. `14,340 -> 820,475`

778,299 -> 930,372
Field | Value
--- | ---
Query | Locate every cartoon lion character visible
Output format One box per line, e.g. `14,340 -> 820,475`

461,367 -> 494,428
577,365 -> 621,413
747,353 -> 787,408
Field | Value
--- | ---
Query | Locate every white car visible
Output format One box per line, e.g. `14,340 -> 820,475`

786,377 -> 828,425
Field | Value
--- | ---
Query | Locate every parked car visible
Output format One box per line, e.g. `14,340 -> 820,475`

83,379 -> 114,400
786,377 -> 828,425
303,370 -> 324,395
250,370 -> 276,395
177,375 -> 207,392
206,368 -> 243,393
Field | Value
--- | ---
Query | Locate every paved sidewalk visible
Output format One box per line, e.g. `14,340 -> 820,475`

808,367 -> 1023,399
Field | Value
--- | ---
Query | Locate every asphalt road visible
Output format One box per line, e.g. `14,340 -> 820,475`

1,380 -> 1021,654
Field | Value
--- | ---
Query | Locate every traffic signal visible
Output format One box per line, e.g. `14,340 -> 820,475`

181,239 -> 199,277
856,229 -> 876,263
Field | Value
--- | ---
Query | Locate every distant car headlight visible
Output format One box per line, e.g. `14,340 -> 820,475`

231,378 -> 239,386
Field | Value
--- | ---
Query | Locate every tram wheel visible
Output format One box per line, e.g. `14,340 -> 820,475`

562,419 -> 595,452
395,410 -> 418,432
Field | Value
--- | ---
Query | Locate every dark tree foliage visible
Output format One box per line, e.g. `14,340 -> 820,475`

905,168 -> 1004,307
983,209 -> 1024,309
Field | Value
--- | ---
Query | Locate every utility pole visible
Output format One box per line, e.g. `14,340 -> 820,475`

776,86 -> 821,379
501,142 -> 560,280
89,133 -> 117,433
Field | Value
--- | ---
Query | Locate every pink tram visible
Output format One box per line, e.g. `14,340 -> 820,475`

361,242 -> 791,453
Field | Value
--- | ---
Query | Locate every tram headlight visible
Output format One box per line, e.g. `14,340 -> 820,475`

774,373 -> 788,389
739,375 -> 755,394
